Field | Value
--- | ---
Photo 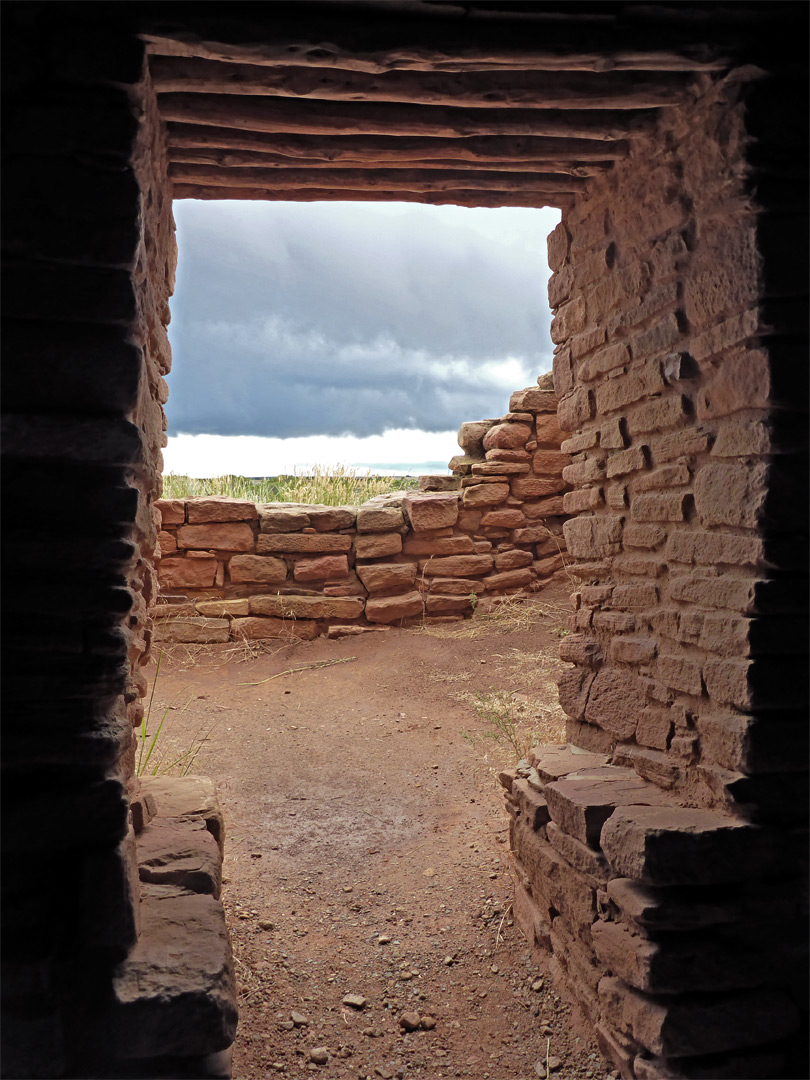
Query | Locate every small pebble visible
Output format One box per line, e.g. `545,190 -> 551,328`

309,1047 -> 329,1066
531,978 -> 544,993
377,935 -> 392,945
291,1012 -> 309,1027
258,920 -> 274,931
420,1016 -> 437,1030
342,994 -> 367,1009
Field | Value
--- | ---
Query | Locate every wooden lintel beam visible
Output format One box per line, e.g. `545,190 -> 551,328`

149,56 -> 695,110
168,163 -> 585,194
141,10 -> 732,74
170,182 -> 574,209
166,125 -> 630,162
167,148 -> 610,177
158,94 -> 655,141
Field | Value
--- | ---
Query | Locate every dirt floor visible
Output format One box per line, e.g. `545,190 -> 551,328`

148,583 -> 616,1080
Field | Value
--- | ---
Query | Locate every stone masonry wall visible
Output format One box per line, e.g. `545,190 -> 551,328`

151,378 -> 571,642
505,72 -> 807,1079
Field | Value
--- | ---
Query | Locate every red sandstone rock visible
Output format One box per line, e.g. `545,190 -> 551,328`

187,497 -> 258,524
138,818 -> 222,897
158,529 -> 178,555
420,554 -> 493,577
401,535 -> 473,556
481,509 -> 525,529
356,506 -> 405,532
230,617 -> 317,641
532,450 -> 569,475
154,618 -> 230,644
354,532 -> 402,558
355,562 -> 416,593
249,594 -> 364,620
424,577 -> 485,596
307,507 -> 356,531
493,548 -> 533,570
259,507 -> 311,532
482,422 -> 532,451
176,523 -> 254,552
293,555 -> 349,582
425,594 -> 473,613
257,533 -> 352,554
140,776 -> 224,855
461,482 -> 510,507
156,498 -> 185,525
457,419 -> 497,457
158,557 -> 218,589
365,591 -> 423,623
600,805 -> 774,886
583,669 -> 646,740
511,476 -> 567,499
535,413 -> 565,447
195,599 -> 250,617
509,387 -> 557,413
544,767 -> 668,848
510,779 -> 550,831
485,448 -> 531,463
228,554 -> 287,584
471,461 -> 529,476
402,492 -> 459,531
481,567 -> 534,590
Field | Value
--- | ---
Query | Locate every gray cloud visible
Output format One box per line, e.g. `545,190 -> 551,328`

166,201 -> 559,438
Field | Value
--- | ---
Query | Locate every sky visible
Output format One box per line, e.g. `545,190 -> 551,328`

164,200 -> 560,476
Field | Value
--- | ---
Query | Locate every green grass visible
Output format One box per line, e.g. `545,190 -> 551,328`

161,466 -> 419,506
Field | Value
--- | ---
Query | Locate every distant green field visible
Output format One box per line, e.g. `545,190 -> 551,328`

161,466 -> 419,506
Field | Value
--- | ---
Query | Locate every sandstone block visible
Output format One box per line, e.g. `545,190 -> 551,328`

461,482 -> 510,507
158,530 -> 177,555
354,532 -> 403,558
561,430 -> 599,454
481,567 -> 534,590
421,554 -> 493,577
665,529 -> 763,567
547,222 -> 570,272
156,498 -> 185,525
609,637 -> 656,664
485,447 -> 531,463
494,549 -> 533,571
631,494 -> 688,523
401,492 -> 459,532
356,563 -> 416,593
559,634 -> 603,668
546,821 -> 610,881
533,553 -> 566,576
402,535 -> 473,556
523,495 -> 567,518
458,419 -> 497,457
535,412 -> 565,447
176,523 -> 254,552
512,476 -> 567,498
425,594 -> 473,613
510,387 -> 557,413
584,668 -> 649,740
528,745 -> 608,783
158,557 -> 217,589
482,422 -> 532,451
481,509 -> 525,529
623,524 -> 666,549
112,893 -> 237,1057
425,577 -> 486,596
292,555 -> 349,582
471,461 -> 529,476
598,976 -> 797,1058
635,709 -> 672,751
557,387 -> 593,431
694,462 -> 767,529
558,667 -> 596,721
138,818 -> 221,898
656,654 -> 702,696
669,573 -> 756,613
140,775 -> 224,854
259,507 -> 311,532
326,624 -> 390,638
511,821 -> 598,939
544,767 -> 667,848
606,446 -> 647,479
154,618 -> 230,644
611,583 -> 658,611
600,805 -> 773,886
579,342 -> 630,382
418,475 -> 461,492
356,505 -> 405,532
249,595 -> 364,620
564,516 -> 623,559
532,450 -> 570,475
195,599 -> 250,617
628,396 -> 689,435
257,533 -> 352,554
307,507 -> 356,531
187,497 -> 257,524
228,554 -> 288,584
511,779 -> 551,831
563,488 -> 603,513
365,591 -> 423,623
231,617 -> 317,641
606,878 -> 740,934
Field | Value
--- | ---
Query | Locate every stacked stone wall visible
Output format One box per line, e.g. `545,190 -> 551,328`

151,380 -> 572,642
506,72 -> 808,1079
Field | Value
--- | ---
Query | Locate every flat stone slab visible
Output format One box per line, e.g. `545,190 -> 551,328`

601,805 -> 774,886
137,818 -> 222,898
528,745 -> 609,785
544,767 -> 670,848
112,893 -> 237,1058
140,776 -> 224,854
606,878 -> 740,932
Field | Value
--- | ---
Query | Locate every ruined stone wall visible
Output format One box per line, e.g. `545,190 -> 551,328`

506,71 -> 808,1079
151,382 -> 571,642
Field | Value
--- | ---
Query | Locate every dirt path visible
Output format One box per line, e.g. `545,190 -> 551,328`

149,585 -> 614,1080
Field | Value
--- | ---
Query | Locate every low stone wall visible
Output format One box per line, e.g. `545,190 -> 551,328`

152,379 -> 571,642
502,746 -> 800,1079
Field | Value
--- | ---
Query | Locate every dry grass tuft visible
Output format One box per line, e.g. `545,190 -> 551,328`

420,593 -> 570,641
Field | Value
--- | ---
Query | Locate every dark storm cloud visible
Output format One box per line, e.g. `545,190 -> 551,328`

165,201 -> 558,439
